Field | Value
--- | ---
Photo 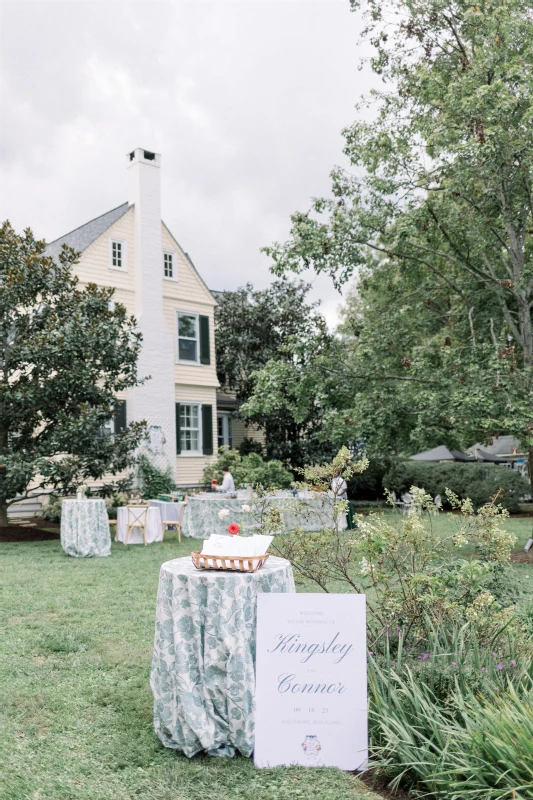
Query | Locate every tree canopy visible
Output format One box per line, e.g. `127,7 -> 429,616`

214,280 -> 335,467
0,222 -> 146,525
244,0 -> 533,491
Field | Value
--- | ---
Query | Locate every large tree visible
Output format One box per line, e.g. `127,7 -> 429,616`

0,222 -> 146,526
251,0 -> 533,491
214,280 -> 335,467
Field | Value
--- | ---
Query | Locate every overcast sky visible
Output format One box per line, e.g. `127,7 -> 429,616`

0,0 -> 378,325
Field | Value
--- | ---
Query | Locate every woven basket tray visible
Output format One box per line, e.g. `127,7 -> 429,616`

191,552 -> 270,573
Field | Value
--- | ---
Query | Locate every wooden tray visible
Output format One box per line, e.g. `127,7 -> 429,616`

191,552 -> 269,573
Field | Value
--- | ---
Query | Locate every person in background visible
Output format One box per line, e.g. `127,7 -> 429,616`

331,470 -> 355,530
216,466 -> 235,494
331,470 -> 348,499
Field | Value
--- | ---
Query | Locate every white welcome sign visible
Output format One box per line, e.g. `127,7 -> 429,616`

254,593 -> 367,770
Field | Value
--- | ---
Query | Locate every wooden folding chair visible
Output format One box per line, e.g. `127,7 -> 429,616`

161,501 -> 187,543
125,505 -> 149,545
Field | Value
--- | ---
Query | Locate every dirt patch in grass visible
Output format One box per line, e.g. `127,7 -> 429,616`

0,517 -> 60,542
511,549 -> 533,563
360,772 -> 411,799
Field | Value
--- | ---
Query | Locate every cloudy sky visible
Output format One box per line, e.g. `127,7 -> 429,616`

0,0 -> 378,325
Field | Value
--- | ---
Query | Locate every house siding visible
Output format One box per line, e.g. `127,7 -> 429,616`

73,213 -> 219,488
176,385 -> 218,486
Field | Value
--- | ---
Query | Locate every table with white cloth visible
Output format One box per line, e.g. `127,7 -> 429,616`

60,498 -> 111,558
115,506 -> 162,544
180,492 -> 347,539
148,499 -> 185,524
150,555 -> 295,757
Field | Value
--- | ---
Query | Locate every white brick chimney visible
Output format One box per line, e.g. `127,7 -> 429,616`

127,148 -> 176,479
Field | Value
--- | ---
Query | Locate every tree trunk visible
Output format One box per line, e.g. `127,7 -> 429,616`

529,446 -> 533,505
0,501 -> 9,527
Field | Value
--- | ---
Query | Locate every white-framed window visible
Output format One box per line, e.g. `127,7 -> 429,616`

180,404 -> 201,453
217,412 -> 233,449
176,311 -> 198,363
109,238 -> 127,271
163,250 -> 177,280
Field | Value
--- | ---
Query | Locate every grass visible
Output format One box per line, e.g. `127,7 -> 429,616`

2,511 -> 531,800
0,532 -> 379,800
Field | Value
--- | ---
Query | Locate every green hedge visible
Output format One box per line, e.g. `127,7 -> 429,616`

347,455 -> 394,501
203,448 -> 293,490
383,460 -> 529,513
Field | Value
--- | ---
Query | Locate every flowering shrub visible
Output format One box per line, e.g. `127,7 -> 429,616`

203,447 -> 293,490
273,450 -> 522,650
383,460 -> 529,513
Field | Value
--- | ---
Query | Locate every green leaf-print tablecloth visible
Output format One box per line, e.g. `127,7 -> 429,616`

181,494 -> 347,539
150,555 -> 295,757
60,499 -> 111,557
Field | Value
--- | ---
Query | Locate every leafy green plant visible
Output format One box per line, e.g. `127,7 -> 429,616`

238,437 -> 263,457
274,450 -> 522,648
42,497 -> 62,523
203,447 -> 293,490
369,648 -> 533,799
136,455 -> 174,499
345,455 -> 394,501
383,461 -> 529,513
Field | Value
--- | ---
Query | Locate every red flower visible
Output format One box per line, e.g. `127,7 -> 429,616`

227,523 -> 240,535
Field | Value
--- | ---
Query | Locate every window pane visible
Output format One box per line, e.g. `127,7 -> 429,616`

178,314 -> 196,338
179,338 -> 197,361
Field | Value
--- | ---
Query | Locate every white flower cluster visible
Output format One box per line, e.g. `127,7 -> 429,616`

359,557 -> 371,575
241,504 -> 251,513
218,509 -> 230,520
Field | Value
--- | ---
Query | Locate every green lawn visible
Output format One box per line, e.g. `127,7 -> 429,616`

0,533 -> 379,800
2,512 -> 531,800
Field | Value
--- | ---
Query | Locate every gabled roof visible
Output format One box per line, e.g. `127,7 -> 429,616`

162,221 -> 218,306
45,202 -> 131,261
410,445 -> 475,462
467,435 -> 522,458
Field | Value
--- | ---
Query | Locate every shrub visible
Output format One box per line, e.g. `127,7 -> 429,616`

203,447 -> 293,489
274,451 -> 521,649
42,497 -> 62,523
347,455 -> 394,501
238,437 -> 264,457
369,645 -> 533,799
136,455 -> 174,499
383,460 -> 529,513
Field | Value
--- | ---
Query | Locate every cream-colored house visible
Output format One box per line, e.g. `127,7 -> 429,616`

45,148 -> 219,487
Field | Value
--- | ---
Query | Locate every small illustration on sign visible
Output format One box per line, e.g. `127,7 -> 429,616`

302,735 -> 322,758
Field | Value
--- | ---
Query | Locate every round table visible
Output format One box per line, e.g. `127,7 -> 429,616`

180,494 -> 346,539
150,555 -> 295,758
60,499 -> 111,558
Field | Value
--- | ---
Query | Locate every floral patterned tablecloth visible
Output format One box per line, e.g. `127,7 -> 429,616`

150,555 -> 295,757
60,499 -> 111,558
181,494 -> 346,539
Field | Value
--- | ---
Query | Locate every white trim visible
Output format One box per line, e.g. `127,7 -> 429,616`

175,310 -> 200,365
109,237 -> 127,271
177,401 -> 203,456
217,410 -> 233,449
163,249 -> 178,282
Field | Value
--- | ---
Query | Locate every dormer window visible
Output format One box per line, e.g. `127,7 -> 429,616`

109,238 -> 127,271
163,250 -> 175,279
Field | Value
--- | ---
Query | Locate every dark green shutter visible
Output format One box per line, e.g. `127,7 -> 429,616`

114,400 -> 127,433
202,404 -> 213,455
175,403 -> 181,454
199,315 -> 210,365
